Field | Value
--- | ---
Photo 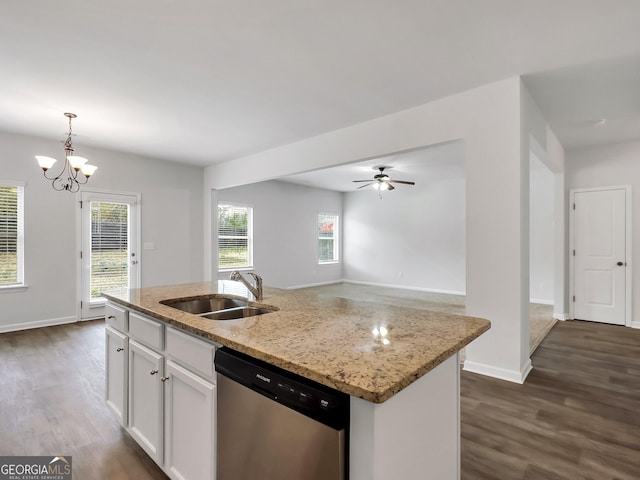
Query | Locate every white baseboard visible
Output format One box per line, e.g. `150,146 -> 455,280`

631,321 -> 640,329
0,315 -> 77,334
463,358 -> 532,384
530,298 -> 554,305
342,279 -> 466,296
286,280 -> 344,290
552,313 -> 568,321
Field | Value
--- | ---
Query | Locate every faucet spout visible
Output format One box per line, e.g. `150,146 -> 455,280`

229,271 -> 263,301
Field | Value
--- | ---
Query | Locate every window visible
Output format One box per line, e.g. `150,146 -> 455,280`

0,181 -> 25,287
218,203 -> 253,270
318,213 -> 339,264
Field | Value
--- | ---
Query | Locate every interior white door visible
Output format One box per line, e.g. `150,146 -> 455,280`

80,191 -> 139,319
573,188 -> 626,325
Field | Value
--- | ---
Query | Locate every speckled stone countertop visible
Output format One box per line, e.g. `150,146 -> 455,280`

103,281 -> 490,403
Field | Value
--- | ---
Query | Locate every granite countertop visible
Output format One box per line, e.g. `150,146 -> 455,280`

103,281 -> 490,403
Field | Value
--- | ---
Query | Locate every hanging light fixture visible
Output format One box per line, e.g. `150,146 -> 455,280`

35,113 -> 97,192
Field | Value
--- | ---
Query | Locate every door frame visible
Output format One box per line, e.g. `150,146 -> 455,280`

569,185 -> 632,327
76,188 -> 141,321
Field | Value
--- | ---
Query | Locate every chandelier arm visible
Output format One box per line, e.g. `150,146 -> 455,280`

51,177 -> 67,191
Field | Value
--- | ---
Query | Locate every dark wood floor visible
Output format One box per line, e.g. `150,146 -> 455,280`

461,320 -> 640,480
0,320 -> 167,479
1,319 -> 639,479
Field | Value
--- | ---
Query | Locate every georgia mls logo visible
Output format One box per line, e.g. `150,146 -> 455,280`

0,456 -> 72,480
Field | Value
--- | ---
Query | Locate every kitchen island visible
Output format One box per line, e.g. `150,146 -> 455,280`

104,281 -> 490,479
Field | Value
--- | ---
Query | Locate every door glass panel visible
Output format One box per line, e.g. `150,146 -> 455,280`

90,201 -> 129,301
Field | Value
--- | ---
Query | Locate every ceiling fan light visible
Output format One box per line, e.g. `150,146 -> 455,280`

35,155 -> 57,170
67,155 -> 88,170
379,182 -> 390,191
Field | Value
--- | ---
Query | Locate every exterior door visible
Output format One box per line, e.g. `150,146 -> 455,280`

572,187 -> 628,325
80,191 -> 139,319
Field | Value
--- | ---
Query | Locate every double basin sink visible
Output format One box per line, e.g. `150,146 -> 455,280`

161,296 -> 277,321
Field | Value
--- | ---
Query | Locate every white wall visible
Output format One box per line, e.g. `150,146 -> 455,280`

0,131 -> 204,331
205,77 -> 533,383
343,175 -> 465,294
566,139 -> 640,328
217,180 -> 343,288
529,153 -> 555,303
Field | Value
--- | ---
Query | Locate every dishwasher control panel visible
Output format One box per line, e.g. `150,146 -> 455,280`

215,347 -> 349,430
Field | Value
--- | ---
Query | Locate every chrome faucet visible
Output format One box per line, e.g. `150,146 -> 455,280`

229,271 -> 263,301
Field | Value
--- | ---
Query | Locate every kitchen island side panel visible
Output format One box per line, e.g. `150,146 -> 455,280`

350,354 -> 460,480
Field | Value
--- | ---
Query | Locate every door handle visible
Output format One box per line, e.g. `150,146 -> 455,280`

616,261 -> 624,266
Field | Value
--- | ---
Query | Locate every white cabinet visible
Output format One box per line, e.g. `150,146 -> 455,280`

164,360 -> 216,480
105,326 -> 128,427
105,303 -> 217,480
129,339 -> 165,466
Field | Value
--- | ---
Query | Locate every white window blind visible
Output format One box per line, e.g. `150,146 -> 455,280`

218,203 -> 253,269
90,201 -> 129,299
318,213 -> 339,264
0,182 -> 24,286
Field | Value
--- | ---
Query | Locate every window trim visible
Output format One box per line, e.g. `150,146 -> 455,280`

0,180 -> 25,290
217,202 -> 254,271
318,212 -> 339,265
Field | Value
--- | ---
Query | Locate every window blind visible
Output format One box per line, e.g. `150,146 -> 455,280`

218,204 -> 252,269
90,201 -> 129,299
0,182 -> 24,285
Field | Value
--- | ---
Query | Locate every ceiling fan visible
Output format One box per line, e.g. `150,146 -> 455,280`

352,166 -> 415,191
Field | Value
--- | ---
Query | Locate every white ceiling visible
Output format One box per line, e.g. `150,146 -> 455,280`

2,1 -> 640,167
280,141 -> 464,192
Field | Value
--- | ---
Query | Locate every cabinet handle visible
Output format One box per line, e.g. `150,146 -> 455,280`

150,370 -> 159,375
107,315 -> 116,319
161,376 -> 170,382
116,347 -> 124,352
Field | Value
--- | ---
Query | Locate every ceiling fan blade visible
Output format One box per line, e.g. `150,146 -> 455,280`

388,179 -> 415,185
357,182 -> 373,189
353,180 -> 373,183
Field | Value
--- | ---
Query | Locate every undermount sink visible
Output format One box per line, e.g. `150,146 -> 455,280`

202,306 -> 276,320
161,297 -> 248,315
161,295 -> 277,320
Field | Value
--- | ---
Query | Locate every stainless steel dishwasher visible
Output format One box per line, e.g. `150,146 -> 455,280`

215,347 -> 349,480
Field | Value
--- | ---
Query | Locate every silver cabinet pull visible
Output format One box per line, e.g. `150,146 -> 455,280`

150,370 -> 159,375
116,347 -> 124,352
107,315 -> 116,319
161,376 -> 170,382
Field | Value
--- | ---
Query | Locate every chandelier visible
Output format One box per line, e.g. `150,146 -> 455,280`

35,113 -> 97,192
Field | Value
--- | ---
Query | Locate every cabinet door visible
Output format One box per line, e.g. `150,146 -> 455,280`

129,339 -> 164,465
105,326 -> 128,427
164,360 -> 216,480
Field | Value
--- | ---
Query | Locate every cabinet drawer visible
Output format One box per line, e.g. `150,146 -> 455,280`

166,327 -> 216,381
129,312 -> 164,350
105,304 -> 128,332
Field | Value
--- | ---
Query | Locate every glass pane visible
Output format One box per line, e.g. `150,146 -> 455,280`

318,239 -> 334,263
218,204 -> 251,269
218,205 -> 248,236
90,201 -> 129,299
0,185 -> 18,284
318,214 -> 335,238
219,238 -> 249,268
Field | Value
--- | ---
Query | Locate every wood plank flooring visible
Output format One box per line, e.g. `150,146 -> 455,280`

461,320 -> 640,479
0,320 -> 168,479
1,318 -> 638,479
